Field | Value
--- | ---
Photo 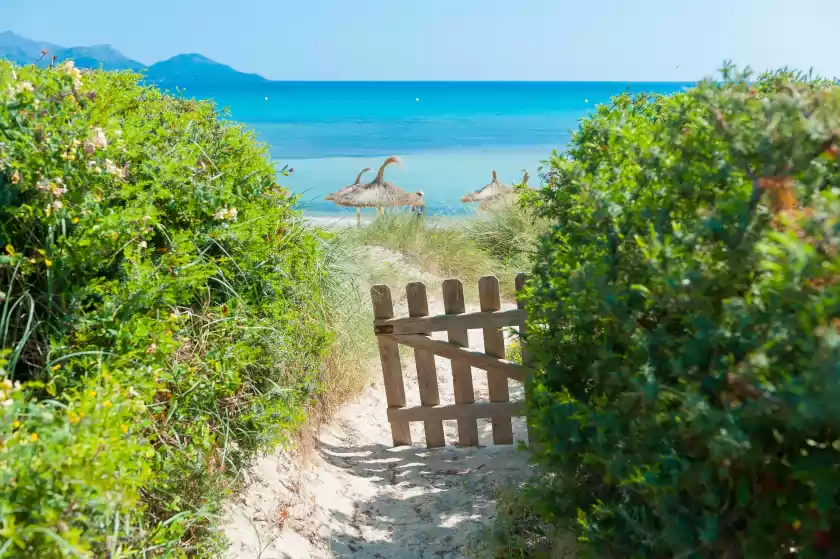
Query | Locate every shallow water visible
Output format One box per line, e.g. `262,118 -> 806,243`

183,81 -> 692,214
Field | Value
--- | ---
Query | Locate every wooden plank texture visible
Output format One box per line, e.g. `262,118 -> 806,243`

515,272 -> 534,446
387,401 -> 525,423
371,284 -> 411,446
406,282 -> 446,448
382,334 -> 529,382
374,309 -> 527,335
515,273 -> 532,367
479,276 -> 514,444
442,279 -> 479,446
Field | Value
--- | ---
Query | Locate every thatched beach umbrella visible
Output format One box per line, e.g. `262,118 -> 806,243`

325,168 -> 371,202
325,167 -> 371,224
334,156 -> 423,222
461,170 -> 513,207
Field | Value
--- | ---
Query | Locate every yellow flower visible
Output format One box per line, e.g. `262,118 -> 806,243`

30,432 -> 38,442
120,424 -> 128,433
44,258 -> 53,268
51,364 -> 61,371
72,217 -> 79,224
103,400 -> 112,408
11,420 -> 20,429
4,245 -> 14,256
87,391 -> 96,397
10,170 -> 20,185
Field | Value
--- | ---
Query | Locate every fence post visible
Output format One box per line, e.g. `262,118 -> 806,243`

479,276 -> 514,445
442,279 -> 479,447
406,282 -> 446,448
515,272 -> 534,446
371,284 -> 411,446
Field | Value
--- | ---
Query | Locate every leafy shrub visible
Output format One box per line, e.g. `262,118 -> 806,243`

469,483 -> 574,559
523,66 -> 840,557
0,61 -> 329,556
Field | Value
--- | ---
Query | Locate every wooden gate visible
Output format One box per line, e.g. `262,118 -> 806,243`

371,273 -> 532,448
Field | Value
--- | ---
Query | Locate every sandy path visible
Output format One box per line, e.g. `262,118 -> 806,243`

223,253 -> 532,558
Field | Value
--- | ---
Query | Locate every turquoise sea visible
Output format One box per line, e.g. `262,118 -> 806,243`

185,82 -> 692,215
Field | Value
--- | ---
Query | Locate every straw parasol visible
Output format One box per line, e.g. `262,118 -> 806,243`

325,167 -> 371,224
325,168 -> 371,202
334,156 -> 423,222
461,170 -> 513,206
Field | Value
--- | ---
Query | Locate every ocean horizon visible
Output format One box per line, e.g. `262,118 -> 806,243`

184,81 -> 694,215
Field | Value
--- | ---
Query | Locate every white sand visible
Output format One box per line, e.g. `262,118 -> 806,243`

222,252 -> 533,558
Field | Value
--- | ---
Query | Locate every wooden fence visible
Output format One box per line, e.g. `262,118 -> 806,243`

371,273 -> 532,448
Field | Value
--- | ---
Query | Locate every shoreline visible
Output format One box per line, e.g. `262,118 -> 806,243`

301,213 -> 470,229
279,147 -> 553,212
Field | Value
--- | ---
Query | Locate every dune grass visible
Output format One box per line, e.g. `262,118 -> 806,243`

336,202 -> 545,300
346,212 -> 498,284
302,231 -> 379,436
466,195 -> 550,271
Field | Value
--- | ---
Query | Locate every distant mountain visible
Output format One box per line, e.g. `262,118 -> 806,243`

0,31 -> 59,65
146,53 -> 267,86
0,31 -> 268,86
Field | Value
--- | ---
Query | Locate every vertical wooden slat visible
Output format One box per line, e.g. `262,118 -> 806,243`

515,272 -> 534,445
442,279 -> 479,446
371,284 -> 411,446
406,282 -> 446,448
479,276 -> 513,445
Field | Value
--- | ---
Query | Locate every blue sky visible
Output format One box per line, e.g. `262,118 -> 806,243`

2,0 -> 837,81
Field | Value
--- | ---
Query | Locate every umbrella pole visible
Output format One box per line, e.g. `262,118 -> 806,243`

356,207 -> 361,227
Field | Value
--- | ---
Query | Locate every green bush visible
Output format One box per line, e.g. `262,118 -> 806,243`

524,66 -> 840,557
0,61 -> 329,556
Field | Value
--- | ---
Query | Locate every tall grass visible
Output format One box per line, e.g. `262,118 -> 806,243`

347,212 -> 497,286
307,231 -> 378,424
466,195 -> 551,272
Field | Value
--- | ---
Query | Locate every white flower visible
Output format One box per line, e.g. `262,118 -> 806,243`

1,399 -> 12,407
104,159 -> 127,179
16,81 -> 34,94
36,179 -> 51,192
213,207 -> 238,221
128,386 -> 140,398
139,241 -> 147,249
90,128 -> 107,150
58,60 -> 83,88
